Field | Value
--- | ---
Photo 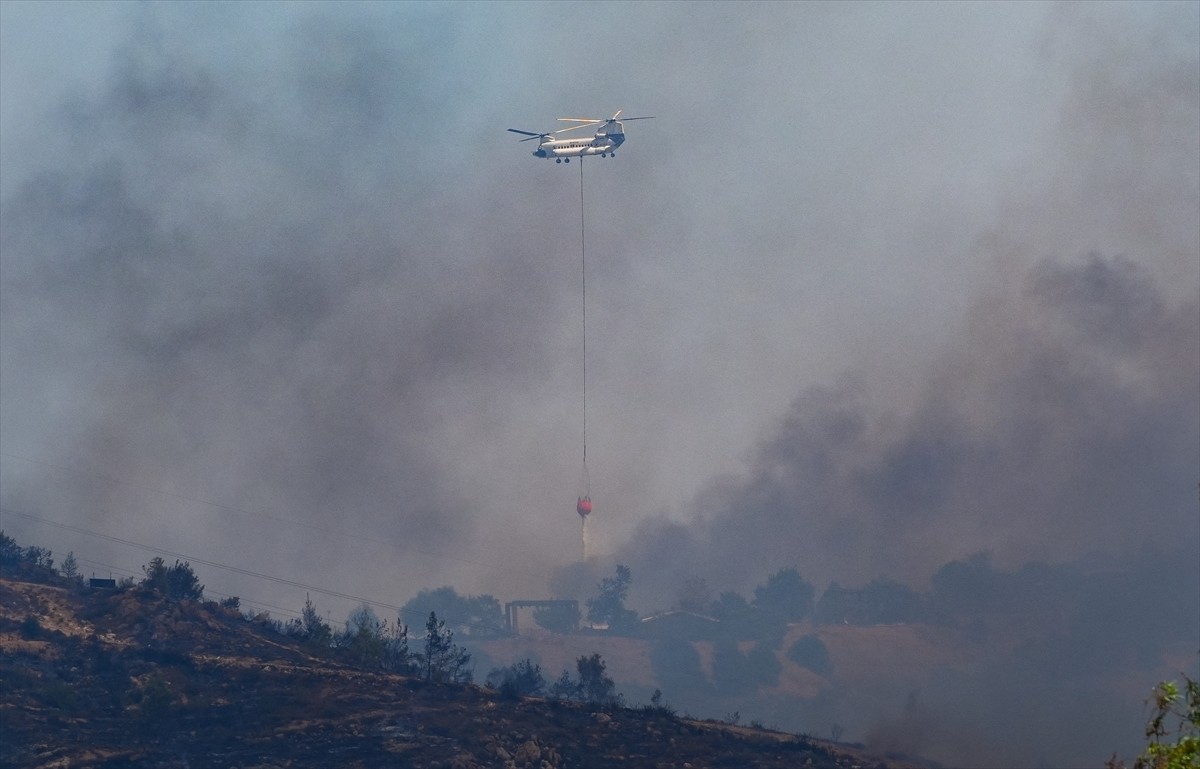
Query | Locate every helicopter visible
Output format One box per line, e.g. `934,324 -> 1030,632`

508,110 -> 654,163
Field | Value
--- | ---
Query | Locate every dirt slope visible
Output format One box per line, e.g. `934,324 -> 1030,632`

0,576 -> 930,769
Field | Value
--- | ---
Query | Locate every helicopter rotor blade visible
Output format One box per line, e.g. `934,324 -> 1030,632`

557,117 -> 603,124
554,122 -> 597,135
508,128 -> 550,142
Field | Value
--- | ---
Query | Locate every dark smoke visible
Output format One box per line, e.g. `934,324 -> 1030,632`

600,5 -> 1199,765
1,4 -> 1196,768
619,252 -> 1198,598
0,7 -> 577,604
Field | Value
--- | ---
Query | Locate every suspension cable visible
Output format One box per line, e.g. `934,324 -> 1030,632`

580,158 -> 587,465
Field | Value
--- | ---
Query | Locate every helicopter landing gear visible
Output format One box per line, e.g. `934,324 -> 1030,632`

556,158 -> 562,163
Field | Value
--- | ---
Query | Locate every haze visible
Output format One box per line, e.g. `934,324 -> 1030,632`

2,2 -> 1197,766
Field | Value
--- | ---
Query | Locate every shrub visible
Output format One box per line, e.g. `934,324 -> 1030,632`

787,634 -> 833,675
1108,673 -> 1199,769
19,615 -> 42,639
576,653 -> 621,706
140,674 -> 175,721
41,680 -> 77,710
650,638 -> 710,696
487,658 -> 546,699
141,557 -> 204,601
712,642 -> 780,696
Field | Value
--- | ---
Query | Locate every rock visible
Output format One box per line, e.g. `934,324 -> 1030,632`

514,739 -> 541,764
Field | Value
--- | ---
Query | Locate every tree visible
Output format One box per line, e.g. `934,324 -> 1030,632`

576,653 -> 621,706
712,641 -> 781,696
0,531 -> 21,567
815,582 -> 860,625
141,557 -> 204,601
860,577 -> 922,624
335,603 -> 384,667
60,551 -> 81,583
533,602 -> 581,633
711,591 -> 756,626
650,638 -> 710,696
549,668 -> 578,700
676,576 -> 713,615
587,564 -> 639,631
346,603 -> 380,635
752,567 -> 814,622
401,587 -> 506,638
299,595 -> 333,648
712,642 -> 755,696
333,603 -> 409,671
929,551 -> 997,621
418,612 -> 472,683
23,545 -> 53,571
379,621 -> 411,672
745,643 -> 782,687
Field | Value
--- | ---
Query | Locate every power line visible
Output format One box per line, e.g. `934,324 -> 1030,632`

68,554 -> 303,619
0,449 -> 557,584
3,506 -> 429,621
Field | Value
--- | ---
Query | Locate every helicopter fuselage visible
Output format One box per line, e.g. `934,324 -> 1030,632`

510,113 -> 651,162
533,132 -> 625,160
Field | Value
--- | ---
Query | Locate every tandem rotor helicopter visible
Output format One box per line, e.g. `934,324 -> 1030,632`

508,110 -> 654,162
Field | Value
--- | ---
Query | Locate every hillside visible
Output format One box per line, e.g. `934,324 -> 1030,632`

0,574 -> 929,769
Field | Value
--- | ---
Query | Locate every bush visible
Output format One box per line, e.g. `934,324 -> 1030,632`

487,658 -> 546,699
576,653 -> 622,706
19,615 -> 43,639
643,688 -> 676,716
41,679 -> 77,710
787,634 -> 833,675
650,638 -> 710,696
401,587 -> 506,639
549,668 -> 578,700
141,557 -> 204,601
712,642 -> 780,696
140,674 -> 175,721
534,602 -> 581,633
1108,673 -> 1199,769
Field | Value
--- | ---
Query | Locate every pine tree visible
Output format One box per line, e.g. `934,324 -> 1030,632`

60,551 -> 81,583
420,612 -> 472,683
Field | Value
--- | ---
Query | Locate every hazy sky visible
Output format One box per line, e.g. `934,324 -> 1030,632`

1,0 -> 1196,622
